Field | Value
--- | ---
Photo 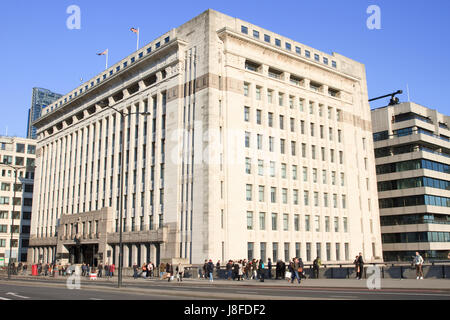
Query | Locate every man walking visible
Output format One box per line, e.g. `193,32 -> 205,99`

313,257 -> 321,279
414,252 -> 424,280
267,258 -> 272,279
357,253 -> 364,280
207,259 -> 214,282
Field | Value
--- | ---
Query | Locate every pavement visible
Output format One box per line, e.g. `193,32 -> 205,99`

2,273 -> 449,290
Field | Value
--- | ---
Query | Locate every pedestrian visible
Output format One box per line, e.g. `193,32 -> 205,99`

252,259 -> 257,280
166,263 -> 172,281
160,262 -> 166,279
258,260 -> 265,282
299,258 -> 305,280
291,258 -> 301,284
313,257 -> 321,279
207,259 -> 214,282
357,253 -> 364,280
44,263 -> 48,276
203,260 -> 208,280
23,263 -> 28,275
234,260 -> 241,281
216,260 -> 221,279
177,263 -> 185,282
414,252 -> 424,280
98,263 -> 103,278
133,263 -> 139,279
267,258 -> 272,279
226,260 -> 232,280
111,263 -> 115,277
353,256 -> 359,279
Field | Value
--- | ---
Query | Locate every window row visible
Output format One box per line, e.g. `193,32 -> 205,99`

1,156 -> 35,167
377,176 -> 450,192
382,232 -> 450,244
0,211 -> 31,220
0,143 -> 36,154
240,25 -> 337,68
245,185 -> 347,208
380,213 -> 450,226
376,159 -> 450,175
246,212 -> 349,233
247,242 -> 350,263
378,195 -> 450,209
244,160 -> 345,186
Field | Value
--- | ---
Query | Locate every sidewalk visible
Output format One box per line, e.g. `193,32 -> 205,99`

2,274 -> 450,291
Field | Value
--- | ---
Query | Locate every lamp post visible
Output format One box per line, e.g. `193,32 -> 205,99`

99,100 -> 151,288
1,162 -> 26,279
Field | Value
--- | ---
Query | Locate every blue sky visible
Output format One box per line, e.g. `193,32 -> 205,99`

1,0 -> 449,137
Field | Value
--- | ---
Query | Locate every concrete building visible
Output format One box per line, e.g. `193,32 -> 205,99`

27,88 -> 62,140
372,102 -> 450,261
0,137 -> 36,265
28,9 -> 382,267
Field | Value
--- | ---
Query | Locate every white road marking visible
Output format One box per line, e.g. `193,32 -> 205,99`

89,298 -> 104,300
6,292 -> 29,299
236,291 -> 258,294
0,297 -> 12,300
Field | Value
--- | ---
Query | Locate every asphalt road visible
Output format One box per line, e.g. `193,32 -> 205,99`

1,277 -> 450,300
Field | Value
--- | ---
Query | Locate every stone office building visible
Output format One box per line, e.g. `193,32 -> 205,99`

28,9 -> 383,267
372,102 -> 450,261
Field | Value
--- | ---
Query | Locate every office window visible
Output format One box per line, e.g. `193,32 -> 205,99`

272,213 -> 278,230
315,216 -> 320,232
292,165 -> 298,180
336,243 -> 341,261
326,243 -> 331,261
325,216 -> 330,232
264,34 -> 271,43
244,107 -> 250,122
313,168 -> 318,183
322,170 -> 327,184
300,121 -> 305,134
270,162 -> 276,177
290,117 -> 295,132
275,38 -> 281,47
281,164 -> 287,179
342,195 -> 347,209
259,186 -> 265,202
244,83 -> 249,97
283,214 -> 289,231
314,192 -> 319,207
245,157 -> 251,174
285,42 -> 291,50
259,212 -> 266,230
305,50 -> 311,58
316,243 -> 322,259
268,112 -> 273,127
332,61 -> 337,68
340,173 -> 345,186
303,167 -> 308,182
245,132 -> 251,148
279,93 -> 284,106
247,212 -> 253,230
280,139 -> 285,154
271,187 -> 276,203
256,110 -> 262,124
304,191 -> 309,206
257,134 -> 263,150
246,184 -> 252,201
324,193 -> 329,207
279,115 -> 284,130
248,242 -> 254,260
269,137 -> 275,152
291,141 -> 296,156
294,215 -> 300,231
293,189 -> 299,205
268,90 -> 273,104
253,30 -> 260,38
16,144 -> 25,153
258,160 -> 264,176
343,217 -> 348,233
282,188 -> 288,204
323,57 -> 329,65
305,215 -> 311,232
333,194 -> 338,208
256,87 -> 261,100
295,46 -> 301,54
314,54 -> 320,61
334,217 -> 339,232
311,145 -> 316,159
310,123 -> 315,137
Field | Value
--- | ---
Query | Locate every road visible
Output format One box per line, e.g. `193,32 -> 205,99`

1,277 -> 449,300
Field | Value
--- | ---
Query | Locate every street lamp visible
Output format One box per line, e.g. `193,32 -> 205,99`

99,100 -> 151,288
1,161 -> 26,280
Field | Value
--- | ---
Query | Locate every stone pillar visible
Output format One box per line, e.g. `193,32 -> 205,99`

150,244 -> 157,264
123,245 -> 130,268
43,247 -> 48,264
140,244 -> 147,264
114,245 -> 120,266
131,244 -> 138,266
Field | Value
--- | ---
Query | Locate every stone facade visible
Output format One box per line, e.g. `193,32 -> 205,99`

28,9 -> 383,266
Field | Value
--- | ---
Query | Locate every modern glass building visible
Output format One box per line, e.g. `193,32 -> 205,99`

372,102 -> 450,262
27,88 -> 62,139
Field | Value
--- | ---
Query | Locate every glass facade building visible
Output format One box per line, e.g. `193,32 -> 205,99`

27,88 -> 62,139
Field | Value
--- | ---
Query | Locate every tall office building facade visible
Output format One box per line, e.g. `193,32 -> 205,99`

28,9 -> 382,267
372,102 -> 450,261
27,88 -> 62,139
0,137 -> 36,265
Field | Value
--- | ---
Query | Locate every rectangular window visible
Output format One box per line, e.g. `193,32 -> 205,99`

247,211 -> 253,230
259,186 -> 265,202
258,160 -> 264,176
285,42 -> 291,50
245,157 -> 251,174
325,216 -> 330,232
294,215 -> 300,231
264,34 -> 271,43
244,83 -> 249,97
305,215 -> 311,231
315,215 -> 321,232
305,50 -> 311,58
283,214 -> 289,231
271,187 -> 276,203
253,30 -> 260,39
272,213 -> 278,231
334,217 -> 339,232
246,185 -> 252,201
244,106 -> 250,121
259,212 -> 266,230
248,243 -> 254,261
296,47 -> 301,54
275,39 -> 281,47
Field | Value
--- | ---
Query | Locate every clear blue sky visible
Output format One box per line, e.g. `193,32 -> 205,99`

1,0 -> 449,137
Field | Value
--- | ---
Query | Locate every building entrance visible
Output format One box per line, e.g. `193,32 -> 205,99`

67,244 -> 99,267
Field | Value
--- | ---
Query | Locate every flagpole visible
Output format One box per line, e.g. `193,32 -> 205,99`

137,28 -> 139,51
